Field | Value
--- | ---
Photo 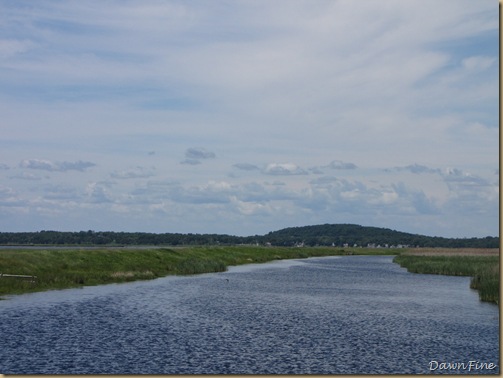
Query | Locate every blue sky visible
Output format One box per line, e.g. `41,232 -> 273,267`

0,0 -> 498,237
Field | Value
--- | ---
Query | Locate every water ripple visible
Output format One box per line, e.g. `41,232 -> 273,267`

0,255 -> 498,374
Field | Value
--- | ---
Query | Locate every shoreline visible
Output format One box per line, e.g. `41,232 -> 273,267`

0,246 -> 498,303
394,250 -> 499,304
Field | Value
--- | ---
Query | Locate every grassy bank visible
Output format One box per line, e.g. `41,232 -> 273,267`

0,246 -> 389,297
1,246 -> 498,304
393,252 -> 499,304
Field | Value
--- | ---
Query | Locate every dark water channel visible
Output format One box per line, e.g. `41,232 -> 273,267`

0,255 -> 499,374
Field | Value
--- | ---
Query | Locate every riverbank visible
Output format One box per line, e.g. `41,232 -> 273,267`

0,246 -> 498,303
394,248 -> 499,304
0,246 -> 392,297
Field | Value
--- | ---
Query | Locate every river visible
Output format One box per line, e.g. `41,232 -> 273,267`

0,255 -> 499,374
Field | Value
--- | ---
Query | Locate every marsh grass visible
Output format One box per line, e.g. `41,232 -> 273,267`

0,248 -> 173,295
393,254 -> 499,304
0,246 -> 378,296
3,246 -> 496,303
470,264 -> 500,303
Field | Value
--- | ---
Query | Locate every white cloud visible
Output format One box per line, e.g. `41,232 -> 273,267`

19,159 -> 55,171
0,185 -> 22,205
263,163 -> 308,176
41,184 -> 81,201
233,163 -> 260,171
180,147 -> 216,165
19,159 -> 96,172
110,166 -> 155,179
461,56 -> 496,71
9,172 -> 43,181
327,160 -> 358,170
394,164 -> 439,174
0,0 -> 497,237
86,182 -> 113,204
185,147 -> 216,160
180,159 -> 202,166
230,196 -> 272,216
0,39 -> 34,59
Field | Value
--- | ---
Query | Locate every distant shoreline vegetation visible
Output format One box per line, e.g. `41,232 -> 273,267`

394,252 -> 499,304
0,224 -> 498,248
0,246 -> 498,304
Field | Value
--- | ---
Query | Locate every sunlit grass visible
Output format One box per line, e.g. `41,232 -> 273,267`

0,246 -> 381,296
393,254 -> 499,304
1,246 -> 497,304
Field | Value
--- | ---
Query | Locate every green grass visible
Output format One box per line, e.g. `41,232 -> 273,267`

2,246 -> 497,304
0,246 -> 391,297
393,254 -> 499,304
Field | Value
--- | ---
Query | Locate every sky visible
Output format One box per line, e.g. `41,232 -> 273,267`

0,0 -> 499,238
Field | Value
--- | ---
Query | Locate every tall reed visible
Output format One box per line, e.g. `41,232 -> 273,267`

393,255 -> 499,304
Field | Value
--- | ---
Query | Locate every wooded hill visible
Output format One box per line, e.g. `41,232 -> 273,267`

0,224 -> 499,248
262,224 -> 499,248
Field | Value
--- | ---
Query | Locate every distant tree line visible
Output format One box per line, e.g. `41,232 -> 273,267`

0,230 -> 258,246
0,224 -> 498,248
262,224 -> 499,248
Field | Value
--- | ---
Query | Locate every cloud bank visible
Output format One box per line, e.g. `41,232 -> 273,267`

0,0 -> 497,238
19,159 -> 96,172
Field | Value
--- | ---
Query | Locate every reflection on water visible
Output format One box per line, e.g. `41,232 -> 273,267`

0,255 -> 499,374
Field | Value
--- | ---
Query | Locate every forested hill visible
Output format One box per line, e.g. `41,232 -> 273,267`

262,224 -> 499,248
0,224 -> 499,248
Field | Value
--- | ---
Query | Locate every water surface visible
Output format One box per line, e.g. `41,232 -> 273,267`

0,255 -> 498,374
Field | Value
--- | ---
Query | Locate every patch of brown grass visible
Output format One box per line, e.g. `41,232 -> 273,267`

110,270 -> 155,279
403,248 -> 499,256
